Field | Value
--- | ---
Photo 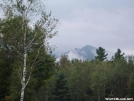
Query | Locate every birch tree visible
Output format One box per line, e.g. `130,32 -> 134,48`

0,0 -> 58,101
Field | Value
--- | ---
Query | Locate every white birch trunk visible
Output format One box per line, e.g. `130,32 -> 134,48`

20,18 -> 27,101
20,53 -> 26,101
20,85 -> 25,101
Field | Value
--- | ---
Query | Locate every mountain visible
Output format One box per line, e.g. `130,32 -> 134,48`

56,45 -> 114,61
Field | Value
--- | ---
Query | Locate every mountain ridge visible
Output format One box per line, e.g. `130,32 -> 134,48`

56,45 -> 114,61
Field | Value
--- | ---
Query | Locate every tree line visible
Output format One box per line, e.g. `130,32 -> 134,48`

43,47 -> 134,101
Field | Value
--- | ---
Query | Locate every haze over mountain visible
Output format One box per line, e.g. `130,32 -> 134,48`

56,45 -> 114,61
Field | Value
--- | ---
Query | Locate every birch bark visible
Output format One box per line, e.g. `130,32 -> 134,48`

20,53 -> 26,101
20,18 -> 27,100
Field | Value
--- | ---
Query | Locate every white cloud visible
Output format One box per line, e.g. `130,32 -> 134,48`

49,3 -> 134,55
0,0 -> 133,55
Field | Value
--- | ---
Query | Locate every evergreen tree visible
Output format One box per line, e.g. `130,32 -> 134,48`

95,47 -> 108,61
59,55 -> 70,69
112,49 -> 126,61
52,73 -> 70,101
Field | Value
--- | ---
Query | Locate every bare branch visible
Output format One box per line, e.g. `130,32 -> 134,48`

31,43 -> 44,67
26,32 -> 37,49
25,70 -> 31,87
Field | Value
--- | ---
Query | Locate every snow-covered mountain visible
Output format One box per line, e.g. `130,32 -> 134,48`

56,45 -> 114,61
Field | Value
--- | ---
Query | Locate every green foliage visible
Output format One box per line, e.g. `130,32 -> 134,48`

59,55 -> 70,69
47,57 -> 134,101
95,47 -> 108,61
67,60 -> 92,101
0,39 -> 14,101
52,72 -> 70,101
129,71 -> 134,97
8,52 -> 56,101
110,59 -> 128,97
0,59 -> 11,101
1,48 -> 134,101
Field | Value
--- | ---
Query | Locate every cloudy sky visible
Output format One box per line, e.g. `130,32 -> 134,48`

43,0 -> 134,55
0,0 -> 133,55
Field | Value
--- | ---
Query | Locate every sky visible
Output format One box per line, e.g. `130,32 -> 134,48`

43,0 -> 134,55
0,0 -> 134,56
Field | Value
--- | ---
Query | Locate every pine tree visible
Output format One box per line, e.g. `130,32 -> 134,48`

95,47 -> 108,61
112,49 -> 126,61
52,73 -> 70,101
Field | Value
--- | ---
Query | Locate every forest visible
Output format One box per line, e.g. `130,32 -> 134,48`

1,43 -> 134,101
0,0 -> 134,101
